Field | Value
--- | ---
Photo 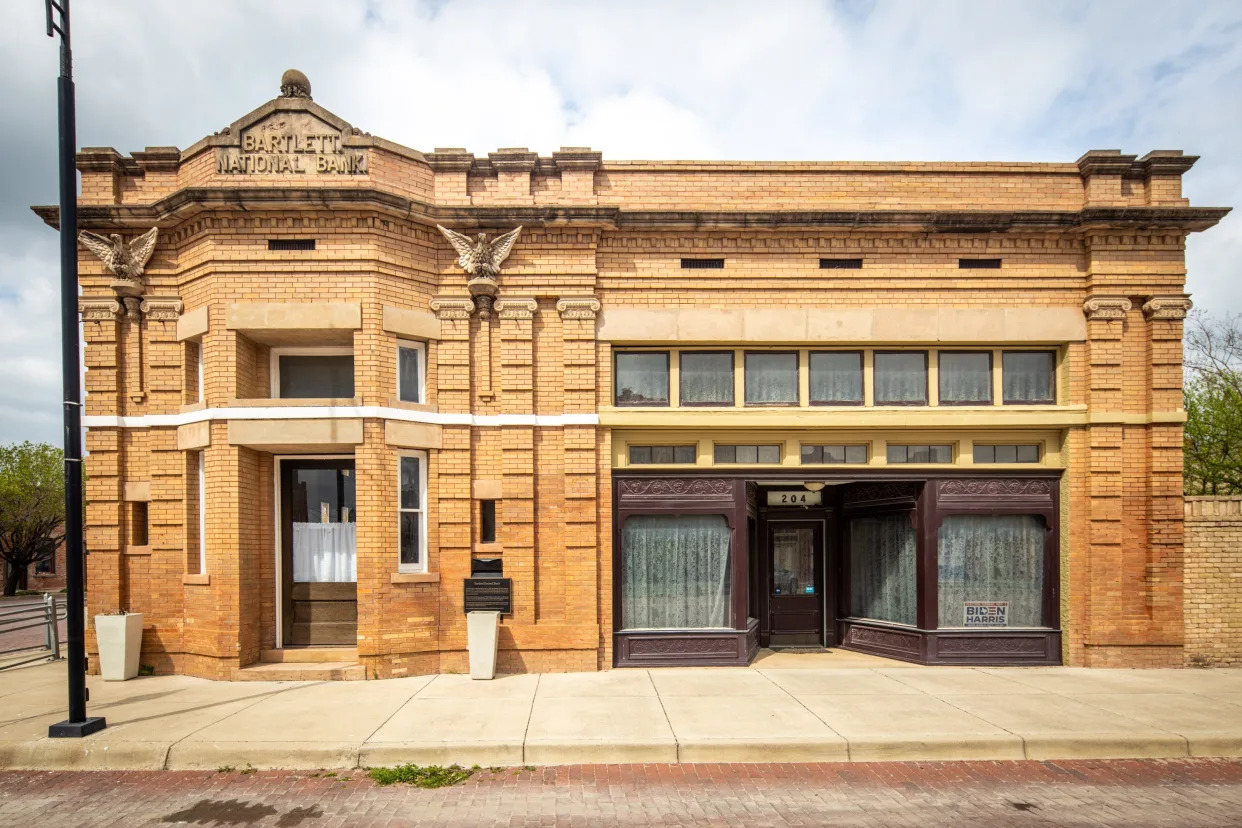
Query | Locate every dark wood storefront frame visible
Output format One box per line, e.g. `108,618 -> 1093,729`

612,468 -> 1062,668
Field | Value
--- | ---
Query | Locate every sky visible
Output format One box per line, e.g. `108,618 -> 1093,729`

0,0 -> 1238,445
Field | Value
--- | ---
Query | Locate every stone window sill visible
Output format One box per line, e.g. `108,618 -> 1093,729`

391,572 -> 440,584
473,543 -> 503,554
123,545 -> 152,556
226,397 -> 362,408
183,574 -> 211,586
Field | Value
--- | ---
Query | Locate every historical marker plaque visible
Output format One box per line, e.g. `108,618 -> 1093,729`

464,577 -> 512,614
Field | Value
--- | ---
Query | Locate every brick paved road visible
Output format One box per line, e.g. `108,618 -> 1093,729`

2,759 -> 1242,827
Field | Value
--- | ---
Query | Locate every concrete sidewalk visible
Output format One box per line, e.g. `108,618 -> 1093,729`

2,654 -> 1241,771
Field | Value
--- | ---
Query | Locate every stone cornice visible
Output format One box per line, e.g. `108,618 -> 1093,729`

488,149 -> 538,173
429,296 -> 474,319
1077,150 -> 1138,177
1083,296 -> 1132,320
32,188 -> 1232,234
1142,295 -> 1193,320
425,148 -> 475,173
556,297 -> 601,320
131,147 -> 182,174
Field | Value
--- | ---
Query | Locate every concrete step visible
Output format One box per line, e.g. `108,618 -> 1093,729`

261,647 -> 359,664
232,662 -> 366,682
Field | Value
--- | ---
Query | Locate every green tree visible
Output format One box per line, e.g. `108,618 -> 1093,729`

0,442 -> 65,595
1184,313 -> 1242,495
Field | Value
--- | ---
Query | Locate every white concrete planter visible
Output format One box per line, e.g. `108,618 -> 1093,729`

95,613 -> 143,681
467,611 -> 500,680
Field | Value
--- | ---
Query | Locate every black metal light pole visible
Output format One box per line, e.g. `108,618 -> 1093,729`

46,0 -> 105,739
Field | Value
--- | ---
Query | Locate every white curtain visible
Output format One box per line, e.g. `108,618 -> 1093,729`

680,352 -> 733,404
939,353 -> 992,402
874,353 -> 927,403
937,515 -> 1045,628
849,514 -> 917,625
810,352 -> 863,403
292,522 -> 357,583
1002,351 -> 1055,402
621,515 -> 731,630
615,353 -> 668,404
745,353 -> 798,404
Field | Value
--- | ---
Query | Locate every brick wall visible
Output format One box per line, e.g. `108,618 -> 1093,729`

1184,497 -> 1242,667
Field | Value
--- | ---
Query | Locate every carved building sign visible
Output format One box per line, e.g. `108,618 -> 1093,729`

216,112 -> 367,175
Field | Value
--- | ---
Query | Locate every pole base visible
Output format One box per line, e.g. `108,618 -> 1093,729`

48,717 -> 107,738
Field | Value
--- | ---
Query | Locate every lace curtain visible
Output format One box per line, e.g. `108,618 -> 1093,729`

874,353 -> 927,403
615,353 -> 669,404
680,352 -> 734,404
1002,351 -> 1055,402
809,352 -> 863,403
849,513 -> 917,625
937,514 -> 1045,627
292,522 -> 357,582
621,514 -> 731,630
745,352 -> 798,404
939,352 -> 992,403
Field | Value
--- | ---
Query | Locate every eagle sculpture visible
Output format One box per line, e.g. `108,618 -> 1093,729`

78,227 -> 159,285
436,225 -> 522,279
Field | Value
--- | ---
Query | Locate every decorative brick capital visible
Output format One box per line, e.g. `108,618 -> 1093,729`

495,297 -> 538,320
1083,296 -> 1132,320
79,298 -> 122,321
1142,295 -> 1193,321
556,296 -> 601,320
429,296 -> 475,319
139,297 -> 183,320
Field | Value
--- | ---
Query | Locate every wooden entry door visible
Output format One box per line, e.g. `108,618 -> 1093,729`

766,521 -> 824,646
281,459 -> 357,646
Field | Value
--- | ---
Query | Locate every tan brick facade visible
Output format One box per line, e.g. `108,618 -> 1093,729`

38,77 -> 1230,678
1184,497 -> 1242,667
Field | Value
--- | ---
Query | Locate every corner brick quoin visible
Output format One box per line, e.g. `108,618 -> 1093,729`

33,71 -> 1232,679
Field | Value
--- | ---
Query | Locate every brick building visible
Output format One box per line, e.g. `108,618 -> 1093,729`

35,71 -> 1230,679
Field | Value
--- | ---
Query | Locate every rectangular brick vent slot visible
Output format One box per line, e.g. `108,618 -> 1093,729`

681,258 -> 725,269
268,239 -> 317,251
820,258 -> 863,269
958,258 -> 1001,269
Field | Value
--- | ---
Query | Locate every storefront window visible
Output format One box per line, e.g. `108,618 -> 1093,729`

621,514 -> 731,630
848,513 -> 917,625
937,514 -> 1045,628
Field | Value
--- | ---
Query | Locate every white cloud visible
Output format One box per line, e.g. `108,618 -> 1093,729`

0,0 -> 1236,443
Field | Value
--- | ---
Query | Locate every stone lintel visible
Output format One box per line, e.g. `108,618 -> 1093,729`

227,418 -> 363,449
225,302 -> 361,331
177,306 -> 209,341
382,305 -> 441,340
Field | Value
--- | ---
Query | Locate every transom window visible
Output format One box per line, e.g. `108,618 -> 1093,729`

714,444 -> 781,464
629,445 -> 697,465
887,444 -> 953,464
974,444 -> 1040,463
801,444 -> 868,464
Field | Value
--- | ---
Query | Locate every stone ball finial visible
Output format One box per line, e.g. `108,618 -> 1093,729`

280,69 -> 312,99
